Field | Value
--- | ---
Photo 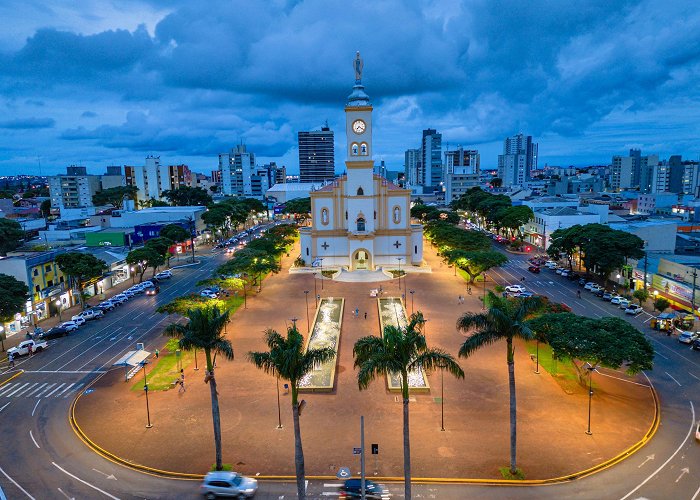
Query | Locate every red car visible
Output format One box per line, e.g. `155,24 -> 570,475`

528,265 -> 541,273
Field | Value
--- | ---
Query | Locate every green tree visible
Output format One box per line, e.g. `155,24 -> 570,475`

40,199 -> 52,220
161,186 -> 212,207
163,305 -> 233,471
0,274 -> 29,351
653,297 -> 670,313
500,206 -> 533,240
126,246 -> 165,282
0,219 -> 24,256
457,293 -> 543,476
633,288 -> 650,306
92,186 -> 139,210
248,326 -> 335,500
145,237 -> 174,267
443,249 -> 508,283
55,252 -> 107,309
353,312 -> 464,499
283,197 -> 311,224
490,177 -> 503,188
160,224 -> 190,243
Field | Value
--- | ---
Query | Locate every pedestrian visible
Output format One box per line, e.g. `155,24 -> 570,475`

28,344 -> 33,357
364,312 -> 367,320
154,349 -> 159,359
355,307 -> 359,318
8,353 -> 14,368
467,286 -> 472,295
577,290 -> 581,299
179,369 -> 186,393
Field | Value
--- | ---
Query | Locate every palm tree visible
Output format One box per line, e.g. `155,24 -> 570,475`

456,292 -> 543,476
163,304 -> 232,471
353,312 -> 464,499
247,326 -> 335,500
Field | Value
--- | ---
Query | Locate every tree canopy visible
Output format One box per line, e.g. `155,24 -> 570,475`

0,273 -> 29,321
442,249 -> 508,283
161,186 -> 212,206
92,185 -> 138,210
126,246 -> 165,281
0,218 -> 24,256
55,252 -> 107,308
160,223 -> 190,243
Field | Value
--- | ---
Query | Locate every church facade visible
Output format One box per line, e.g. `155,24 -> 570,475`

299,53 -> 423,271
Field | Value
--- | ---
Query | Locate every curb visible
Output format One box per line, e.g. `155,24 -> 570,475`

69,371 -> 661,485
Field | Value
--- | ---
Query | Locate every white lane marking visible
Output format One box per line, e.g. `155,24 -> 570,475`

620,401 -> 695,500
29,430 -> 40,449
0,465 -> 36,500
22,370 -> 106,374
689,371 -> 700,382
31,399 -> 40,416
0,402 -> 10,413
56,383 -> 74,397
691,481 -> 700,500
52,463 -> 120,500
44,383 -> 66,398
34,383 -> 56,398
4,383 -> 30,398
13,383 -> 38,397
324,484 -> 343,487
665,372 -> 682,386
655,351 -> 669,360
0,383 -> 17,397
74,327 -> 140,371
594,370 -> 651,387
64,383 -> 84,397
26,383 -> 47,397
56,488 -> 74,500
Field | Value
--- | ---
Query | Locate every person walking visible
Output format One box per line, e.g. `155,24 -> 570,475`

154,349 -> 160,359
8,352 -> 14,368
179,369 -> 185,393
364,312 -> 367,320
577,290 -> 581,299
355,307 -> 359,318
467,286 -> 472,295
28,344 -> 33,357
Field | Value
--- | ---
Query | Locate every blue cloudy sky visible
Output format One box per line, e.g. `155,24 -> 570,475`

1,0 -> 700,176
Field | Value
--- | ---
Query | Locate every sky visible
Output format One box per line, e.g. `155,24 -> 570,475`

1,0 -> 700,177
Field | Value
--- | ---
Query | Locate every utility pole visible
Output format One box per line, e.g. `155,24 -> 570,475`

692,269 -> 697,317
643,251 -> 649,290
542,220 -> 547,252
360,416 -> 366,500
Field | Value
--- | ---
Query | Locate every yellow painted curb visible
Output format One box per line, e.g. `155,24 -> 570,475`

69,371 -> 661,485
0,370 -> 23,387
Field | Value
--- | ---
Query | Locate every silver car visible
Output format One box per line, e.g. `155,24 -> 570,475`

199,471 -> 257,498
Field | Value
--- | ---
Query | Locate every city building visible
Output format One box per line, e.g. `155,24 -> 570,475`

298,125 -> 335,183
636,193 -> 680,215
498,133 -> 538,187
421,128 -> 442,191
48,166 -> 102,209
266,182 -> 323,204
404,148 -> 421,187
299,53 -> 423,270
219,144 -> 255,197
609,219 -> 678,254
545,174 -> 603,195
523,206 -> 607,250
124,156 -> 171,204
167,164 -> 192,189
101,166 -> 126,190
611,150 -> 659,192
444,146 -> 481,202
610,155 -> 634,190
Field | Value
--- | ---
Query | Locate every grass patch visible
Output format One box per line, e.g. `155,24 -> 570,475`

525,341 -> 585,394
210,463 -> 233,471
499,467 -> 526,480
131,351 -> 192,392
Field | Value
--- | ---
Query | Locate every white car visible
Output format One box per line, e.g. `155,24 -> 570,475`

625,304 -> 643,315
560,270 -> 570,277
200,471 -> 258,498
113,294 -> 128,304
70,315 -> 86,326
200,290 -> 218,299
618,299 -> 631,309
678,331 -> 698,344
584,282 -> 596,290
155,270 -> 172,279
141,280 -> 155,288
60,321 -> 80,332
610,295 -> 622,305
505,285 -> 526,293
123,289 -> 137,298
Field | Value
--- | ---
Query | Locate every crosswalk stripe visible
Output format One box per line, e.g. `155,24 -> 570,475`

55,383 -> 74,397
4,383 -> 30,398
44,384 -> 65,398
13,383 -> 38,397
0,383 -> 17,397
35,383 -> 56,398
64,383 -> 84,397
26,383 -> 47,397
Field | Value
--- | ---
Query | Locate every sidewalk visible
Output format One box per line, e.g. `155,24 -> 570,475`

73,240 -> 656,480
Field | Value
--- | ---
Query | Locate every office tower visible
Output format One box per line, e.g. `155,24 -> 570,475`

445,146 -> 481,202
629,148 -> 642,186
298,125 -> 335,183
100,166 -> 126,190
497,133 -> 538,186
611,155 -> 634,190
167,164 -> 192,189
668,155 -> 684,193
638,154 -> 659,193
48,165 -> 102,209
404,148 -> 421,187
651,163 -> 671,193
125,156 -> 173,203
421,128 -> 442,190
219,145 -> 256,197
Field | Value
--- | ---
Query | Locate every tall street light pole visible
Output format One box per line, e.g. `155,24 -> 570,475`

409,290 -> 415,314
319,258 -> 324,291
440,365 -> 445,432
276,375 -> 283,429
482,273 -> 487,310
585,363 -> 595,435
304,290 -> 310,333
55,300 -> 62,322
397,257 -> 403,290
142,362 -> 153,429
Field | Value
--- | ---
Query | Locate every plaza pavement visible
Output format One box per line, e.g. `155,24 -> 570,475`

73,241 -> 656,480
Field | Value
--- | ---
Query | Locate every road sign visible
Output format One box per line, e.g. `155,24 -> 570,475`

371,444 -> 378,455
337,467 -> 351,479
353,447 -> 362,455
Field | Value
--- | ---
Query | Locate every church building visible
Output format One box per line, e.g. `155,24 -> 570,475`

299,53 -> 423,271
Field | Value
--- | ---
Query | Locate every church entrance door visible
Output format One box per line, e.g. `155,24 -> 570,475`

352,249 -> 371,271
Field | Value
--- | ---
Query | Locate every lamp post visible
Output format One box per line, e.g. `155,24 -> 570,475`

585,363 -> 595,435
319,258 -> 324,291
314,276 -> 318,305
142,362 -> 153,429
440,365 -> 445,432
130,266 -> 136,284
482,273 -> 487,310
194,348 -> 199,371
276,375 -> 283,429
409,289 -> 415,314
304,290 -> 310,332
55,299 -> 62,322
397,257 -> 403,290
534,339 -> 540,374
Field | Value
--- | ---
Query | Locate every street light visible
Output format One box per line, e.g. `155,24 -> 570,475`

585,363 -> 596,435
130,266 -> 136,284
482,273 -> 487,310
55,299 -> 62,322
397,257 -> 403,290
276,374 -> 283,429
318,257 -> 325,291
142,361 -> 153,429
440,364 -> 445,432
304,290 -> 310,332
409,290 -> 415,314
534,338 -> 540,375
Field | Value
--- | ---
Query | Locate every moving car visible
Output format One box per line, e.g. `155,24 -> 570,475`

199,471 -> 258,499
527,265 -> 540,273
625,304 -> 644,315
339,479 -> 390,499
678,331 -> 699,344
60,321 -> 80,332
145,286 -> 160,296
38,326 -> 69,340
155,270 -> 172,280
505,285 -> 526,293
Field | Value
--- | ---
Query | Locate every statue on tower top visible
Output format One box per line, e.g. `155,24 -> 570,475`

354,51 -> 363,83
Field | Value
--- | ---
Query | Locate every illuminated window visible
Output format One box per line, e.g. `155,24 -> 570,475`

357,217 -> 366,232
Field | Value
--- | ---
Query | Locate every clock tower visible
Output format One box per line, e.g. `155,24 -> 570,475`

345,51 -> 374,198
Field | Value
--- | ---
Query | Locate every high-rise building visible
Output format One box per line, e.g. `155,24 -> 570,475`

100,166 -> 126,190
167,164 -> 192,189
404,148 -> 421,187
125,156 -> 174,204
497,133 -> 538,187
611,155 -> 634,191
421,128 -> 443,190
298,126 -> 335,183
668,155 -> 684,193
219,145 -> 256,197
610,150 -> 658,193
48,166 -> 102,209
444,147 -> 481,202
638,154 -> 659,193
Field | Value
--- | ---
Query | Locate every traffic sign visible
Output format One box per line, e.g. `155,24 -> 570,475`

371,443 -> 379,455
353,447 -> 362,455
337,467 -> 351,479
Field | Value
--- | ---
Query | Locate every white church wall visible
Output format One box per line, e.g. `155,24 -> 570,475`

410,227 -> 424,265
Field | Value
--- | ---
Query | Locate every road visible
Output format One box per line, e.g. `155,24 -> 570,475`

0,233 -> 698,499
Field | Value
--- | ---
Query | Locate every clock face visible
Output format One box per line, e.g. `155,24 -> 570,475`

352,119 -> 366,134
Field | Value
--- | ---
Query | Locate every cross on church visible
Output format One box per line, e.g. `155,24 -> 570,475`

393,241 -> 402,249
321,242 -> 330,250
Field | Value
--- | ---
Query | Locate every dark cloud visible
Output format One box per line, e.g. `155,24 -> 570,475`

0,117 -> 55,129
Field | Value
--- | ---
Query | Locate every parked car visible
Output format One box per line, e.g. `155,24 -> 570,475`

584,282 -> 596,290
625,304 -> 644,315
527,266 -> 541,273
70,315 -> 86,326
96,301 -> 115,312
200,290 -> 218,299
618,299 -> 631,309
123,289 -> 138,298
610,295 -> 622,305
146,286 -> 160,296
561,270 -> 570,277
39,326 -> 69,340
7,339 -> 48,357
60,321 -> 80,332
339,479 -> 390,499
692,338 -> 700,351
113,294 -> 128,304
505,285 -> 526,293
199,471 -> 258,499
142,280 -> 155,288
555,268 -> 564,275
71,311 -> 95,322
155,270 -> 172,279
519,291 -> 534,298
678,331 -> 699,344
602,292 -> 613,301
86,307 -> 105,319
578,278 -> 587,286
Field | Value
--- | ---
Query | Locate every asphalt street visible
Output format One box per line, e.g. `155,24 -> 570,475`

0,233 -> 698,499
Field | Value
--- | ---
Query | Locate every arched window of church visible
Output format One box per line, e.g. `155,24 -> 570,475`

357,187 -> 364,196
357,217 -> 366,232
321,208 -> 329,225
352,143 -> 359,155
360,143 -> 368,155
393,206 -> 401,224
